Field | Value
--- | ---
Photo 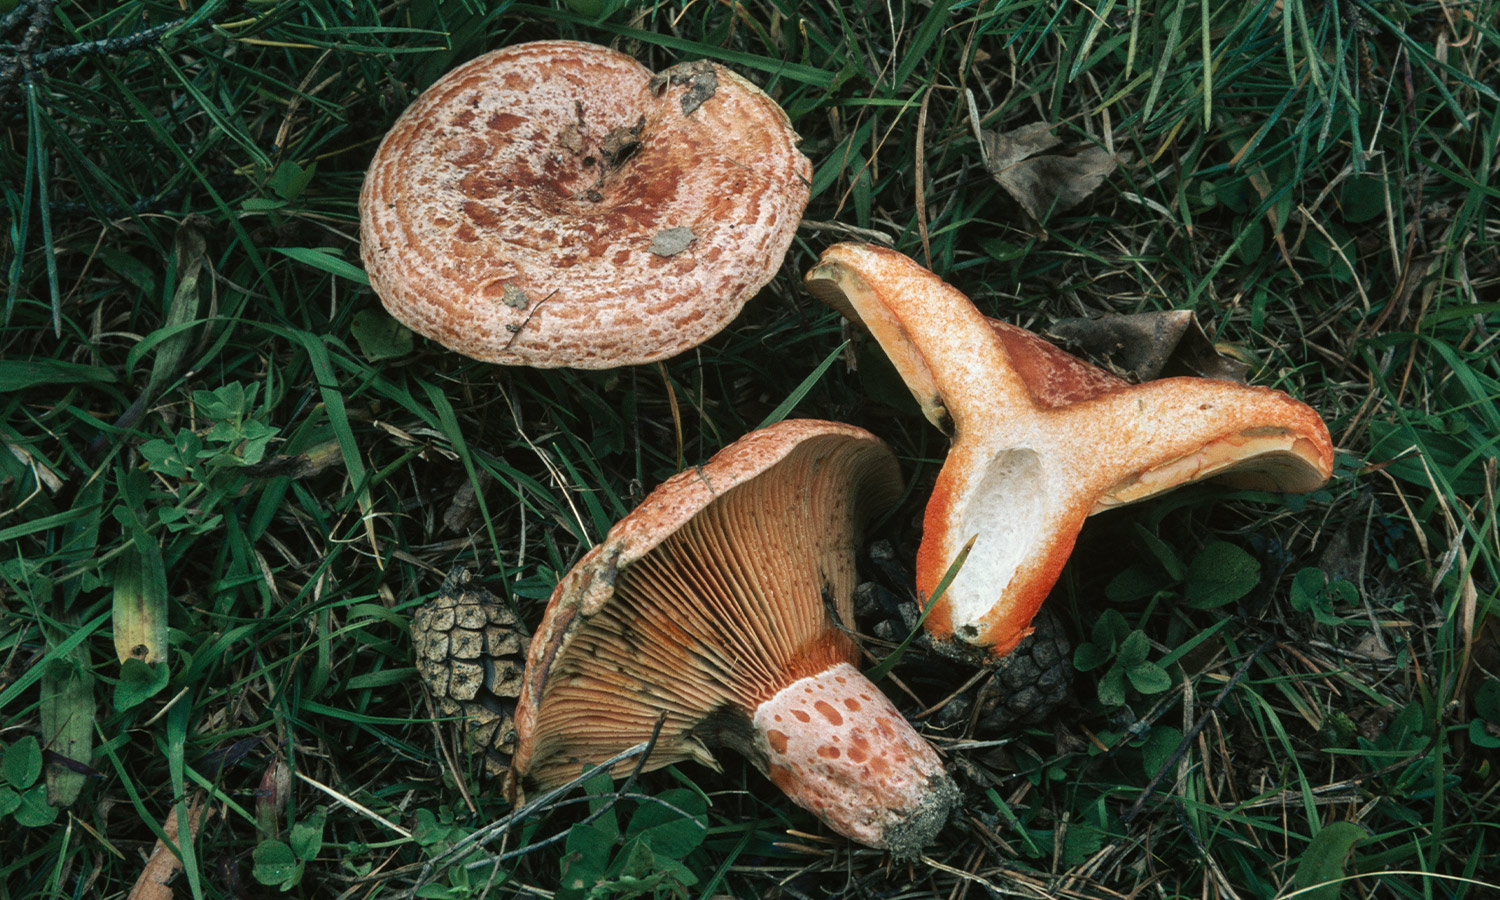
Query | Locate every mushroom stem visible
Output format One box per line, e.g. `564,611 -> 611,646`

750,661 -> 960,856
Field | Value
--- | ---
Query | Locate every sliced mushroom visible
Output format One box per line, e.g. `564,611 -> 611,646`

805,243 -> 1334,657
360,40 -> 811,368
507,420 -> 959,855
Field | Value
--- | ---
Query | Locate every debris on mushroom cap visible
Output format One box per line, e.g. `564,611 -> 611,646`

805,243 -> 1335,657
359,40 -> 811,369
507,419 -> 960,853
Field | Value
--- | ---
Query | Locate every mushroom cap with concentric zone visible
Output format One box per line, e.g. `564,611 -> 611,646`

507,419 -> 959,854
360,40 -> 812,368
806,243 -> 1334,657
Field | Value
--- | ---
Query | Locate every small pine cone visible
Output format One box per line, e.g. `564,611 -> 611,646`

973,606 -> 1073,733
411,569 -> 530,778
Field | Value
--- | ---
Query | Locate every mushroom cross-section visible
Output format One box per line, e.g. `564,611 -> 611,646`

805,243 -> 1335,658
507,419 -> 959,855
359,40 -> 812,368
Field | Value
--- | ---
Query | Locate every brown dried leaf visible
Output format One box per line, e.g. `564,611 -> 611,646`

981,122 -> 1062,169
128,793 -> 211,900
1046,310 -> 1251,384
443,469 -> 494,534
1170,316 -> 1254,383
981,123 -> 1120,224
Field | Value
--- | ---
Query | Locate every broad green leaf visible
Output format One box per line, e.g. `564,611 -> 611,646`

252,839 -> 303,888
557,818 -> 615,899
626,789 -> 707,859
1098,666 -> 1127,707
1139,726 -> 1183,776
1117,630 -> 1150,667
609,837 -> 659,880
1475,678 -> 1500,722
1468,718 -> 1500,749
1092,609 -> 1131,652
1127,661 -> 1172,694
290,809 -> 326,860
410,809 -> 447,848
350,308 -> 414,361
1184,541 -> 1260,609
143,222 -> 206,399
114,657 -> 170,712
40,656 -> 95,806
2,735 -> 42,789
269,160 -> 316,201
1073,642 -> 1109,673
1289,567 -> 1328,614
1291,820 -> 1367,900
13,783 -> 58,827
1339,175 -> 1386,223
583,769 -> 620,841
1133,524 -> 1185,582
1106,564 -> 1168,604
112,543 -> 169,666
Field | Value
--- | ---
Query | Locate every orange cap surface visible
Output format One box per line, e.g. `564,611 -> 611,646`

361,41 -> 810,368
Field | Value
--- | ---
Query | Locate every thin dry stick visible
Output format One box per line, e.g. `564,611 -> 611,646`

915,85 -> 934,268
409,714 -> 667,894
297,771 -> 412,838
1121,636 -> 1275,826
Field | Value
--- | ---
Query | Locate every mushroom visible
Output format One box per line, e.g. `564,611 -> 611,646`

359,40 -> 811,368
507,419 -> 960,855
804,243 -> 1334,657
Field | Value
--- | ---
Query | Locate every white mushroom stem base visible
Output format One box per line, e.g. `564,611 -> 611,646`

750,662 -> 959,856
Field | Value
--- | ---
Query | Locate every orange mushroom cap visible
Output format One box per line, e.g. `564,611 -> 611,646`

805,243 -> 1334,657
360,41 -> 811,368
508,420 -> 959,855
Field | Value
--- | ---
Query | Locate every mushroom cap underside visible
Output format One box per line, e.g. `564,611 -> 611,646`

508,420 -> 904,794
360,40 -> 812,368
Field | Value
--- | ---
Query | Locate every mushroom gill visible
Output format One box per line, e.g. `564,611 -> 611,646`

509,420 -> 959,855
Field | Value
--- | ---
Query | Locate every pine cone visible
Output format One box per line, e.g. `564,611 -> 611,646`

411,569 -> 530,778
973,606 -> 1073,733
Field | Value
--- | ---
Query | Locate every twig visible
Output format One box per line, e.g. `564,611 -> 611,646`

297,771 -> 413,839
407,714 -> 667,896
1121,636 -> 1275,825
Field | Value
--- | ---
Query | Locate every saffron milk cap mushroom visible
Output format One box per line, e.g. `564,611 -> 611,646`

360,41 -> 811,368
804,243 -> 1334,657
507,419 -> 960,855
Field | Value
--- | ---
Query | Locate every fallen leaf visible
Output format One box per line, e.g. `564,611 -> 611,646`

980,123 -> 1122,224
129,793 -> 212,900
981,122 -> 1061,169
1046,310 -> 1250,383
443,469 -> 494,534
